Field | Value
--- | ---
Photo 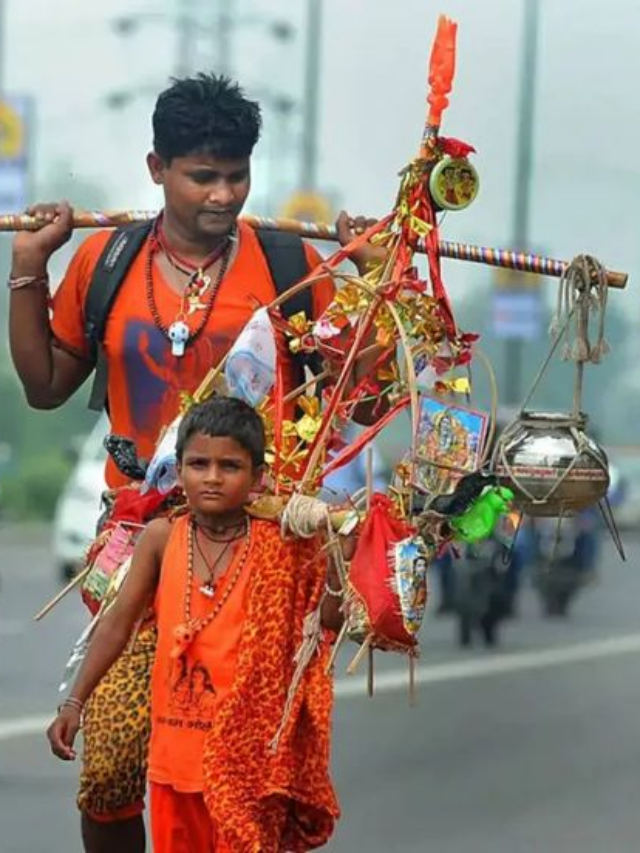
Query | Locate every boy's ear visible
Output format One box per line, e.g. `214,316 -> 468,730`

252,464 -> 265,490
175,461 -> 184,488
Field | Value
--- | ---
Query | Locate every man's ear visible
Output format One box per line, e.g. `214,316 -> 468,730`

147,151 -> 166,186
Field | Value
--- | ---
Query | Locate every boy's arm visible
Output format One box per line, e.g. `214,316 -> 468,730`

320,534 -> 355,633
9,201 -> 94,409
47,518 -> 170,761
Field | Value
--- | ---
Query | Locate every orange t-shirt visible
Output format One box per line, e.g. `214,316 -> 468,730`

51,222 -> 334,487
148,514 -> 252,793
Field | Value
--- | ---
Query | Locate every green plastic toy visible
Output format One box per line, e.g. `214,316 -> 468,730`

450,486 -> 514,544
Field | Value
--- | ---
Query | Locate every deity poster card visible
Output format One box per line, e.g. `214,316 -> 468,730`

413,394 -> 489,494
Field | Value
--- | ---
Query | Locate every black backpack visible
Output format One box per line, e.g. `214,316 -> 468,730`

84,222 -> 320,411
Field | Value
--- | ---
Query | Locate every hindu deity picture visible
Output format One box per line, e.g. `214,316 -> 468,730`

413,394 -> 488,494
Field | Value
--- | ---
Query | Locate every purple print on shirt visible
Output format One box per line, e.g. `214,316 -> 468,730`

122,320 -> 231,434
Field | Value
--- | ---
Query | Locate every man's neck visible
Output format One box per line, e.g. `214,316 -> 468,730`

160,212 -> 231,263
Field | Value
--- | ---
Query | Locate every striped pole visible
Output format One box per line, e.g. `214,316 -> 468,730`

0,209 -> 627,288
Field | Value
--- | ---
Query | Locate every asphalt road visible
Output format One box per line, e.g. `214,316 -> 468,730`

1,524 -> 640,852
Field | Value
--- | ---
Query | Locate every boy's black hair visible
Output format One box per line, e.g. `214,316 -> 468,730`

176,396 -> 265,468
152,73 -> 262,163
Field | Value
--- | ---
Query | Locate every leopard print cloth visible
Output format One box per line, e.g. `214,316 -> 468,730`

77,624 -> 157,818
203,521 -> 339,851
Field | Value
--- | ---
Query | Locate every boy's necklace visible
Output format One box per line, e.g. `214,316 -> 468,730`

197,518 -> 246,542
171,518 -> 252,660
194,522 -> 247,598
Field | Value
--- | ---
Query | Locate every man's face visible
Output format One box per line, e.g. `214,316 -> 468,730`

147,150 -> 251,240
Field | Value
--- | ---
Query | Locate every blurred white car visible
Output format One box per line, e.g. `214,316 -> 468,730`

52,414 -> 109,581
606,448 -> 640,530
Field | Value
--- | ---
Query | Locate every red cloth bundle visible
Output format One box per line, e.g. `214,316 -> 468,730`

348,494 -> 418,650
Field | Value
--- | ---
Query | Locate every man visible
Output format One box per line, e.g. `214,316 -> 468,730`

8,74 -> 382,853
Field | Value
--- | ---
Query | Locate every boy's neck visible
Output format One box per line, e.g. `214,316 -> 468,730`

193,510 -> 248,534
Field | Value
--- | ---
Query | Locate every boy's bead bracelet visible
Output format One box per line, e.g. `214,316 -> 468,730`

57,697 -> 84,715
7,274 -> 49,291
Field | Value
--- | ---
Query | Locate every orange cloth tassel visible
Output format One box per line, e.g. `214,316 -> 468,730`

425,15 -> 458,137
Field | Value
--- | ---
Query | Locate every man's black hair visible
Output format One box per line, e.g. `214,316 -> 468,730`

152,73 -> 262,163
176,396 -> 265,468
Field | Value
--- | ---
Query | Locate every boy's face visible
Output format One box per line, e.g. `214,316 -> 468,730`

147,150 -> 251,242
177,433 -> 261,521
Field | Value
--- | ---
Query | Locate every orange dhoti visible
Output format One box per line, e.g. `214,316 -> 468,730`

150,783 -> 231,853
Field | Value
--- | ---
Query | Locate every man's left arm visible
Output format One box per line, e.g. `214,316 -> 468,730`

334,211 -> 393,425
304,212 -> 394,426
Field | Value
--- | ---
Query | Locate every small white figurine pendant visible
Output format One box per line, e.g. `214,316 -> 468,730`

168,320 -> 190,357
200,582 -> 216,598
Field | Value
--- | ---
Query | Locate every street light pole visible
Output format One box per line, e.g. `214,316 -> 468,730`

215,0 -> 233,76
504,0 -> 540,404
0,0 -> 5,96
176,0 -> 195,77
301,0 -> 321,191
513,0 -> 539,249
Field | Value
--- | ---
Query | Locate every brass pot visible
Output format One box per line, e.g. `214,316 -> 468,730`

491,411 -> 609,517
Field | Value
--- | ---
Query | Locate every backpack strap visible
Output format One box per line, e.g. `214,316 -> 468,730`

254,228 -> 323,381
85,221 -> 154,411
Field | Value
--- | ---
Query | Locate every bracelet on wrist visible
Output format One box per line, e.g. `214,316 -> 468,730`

324,582 -> 344,599
57,697 -> 84,715
7,274 -> 49,291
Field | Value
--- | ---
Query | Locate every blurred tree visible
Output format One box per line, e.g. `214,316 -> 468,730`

0,363 -> 97,519
2,453 -> 74,521
0,161 -> 107,518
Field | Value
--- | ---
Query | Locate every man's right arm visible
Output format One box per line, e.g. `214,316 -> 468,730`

9,202 -> 94,409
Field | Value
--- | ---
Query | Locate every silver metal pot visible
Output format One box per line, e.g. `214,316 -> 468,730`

491,411 -> 610,517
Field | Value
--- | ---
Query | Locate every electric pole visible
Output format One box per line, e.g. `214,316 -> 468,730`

301,0 -> 321,190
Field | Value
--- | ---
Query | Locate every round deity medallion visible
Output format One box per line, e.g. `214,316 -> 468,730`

429,156 -> 479,211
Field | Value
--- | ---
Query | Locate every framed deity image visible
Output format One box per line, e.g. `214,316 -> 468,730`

413,394 -> 489,494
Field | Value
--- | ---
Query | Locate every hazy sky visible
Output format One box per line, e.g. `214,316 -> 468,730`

6,0 -> 640,303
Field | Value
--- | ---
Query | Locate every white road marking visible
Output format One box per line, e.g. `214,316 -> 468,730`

0,715 -> 51,742
3,633 -> 640,742
334,632 -> 640,697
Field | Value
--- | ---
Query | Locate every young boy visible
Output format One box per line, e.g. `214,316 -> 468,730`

48,396 -> 343,852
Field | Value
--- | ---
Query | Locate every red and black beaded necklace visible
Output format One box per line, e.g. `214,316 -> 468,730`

145,216 -> 232,357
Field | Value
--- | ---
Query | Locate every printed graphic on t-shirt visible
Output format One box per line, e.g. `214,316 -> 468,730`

157,654 -> 217,732
122,321 -> 233,434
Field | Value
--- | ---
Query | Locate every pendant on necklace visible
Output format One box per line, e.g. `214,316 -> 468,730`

198,273 -> 212,294
187,273 -> 211,314
200,581 -> 216,598
168,319 -> 190,357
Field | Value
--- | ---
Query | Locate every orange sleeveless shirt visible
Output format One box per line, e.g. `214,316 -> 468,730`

146,514 -> 338,848
148,514 -> 252,793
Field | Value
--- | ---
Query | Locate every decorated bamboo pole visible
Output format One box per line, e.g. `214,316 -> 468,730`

0,210 -> 628,288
